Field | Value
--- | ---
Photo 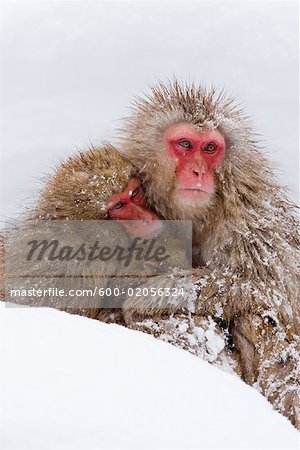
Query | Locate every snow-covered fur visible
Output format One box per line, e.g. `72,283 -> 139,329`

130,314 -> 238,375
121,80 -> 300,427
233,311 -> 300,429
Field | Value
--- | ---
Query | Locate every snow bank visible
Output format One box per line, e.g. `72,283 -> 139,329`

0,303 -> 298,449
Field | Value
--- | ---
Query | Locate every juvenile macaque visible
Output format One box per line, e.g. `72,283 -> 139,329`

2,146 -> 163,321
121,81 -> 300,427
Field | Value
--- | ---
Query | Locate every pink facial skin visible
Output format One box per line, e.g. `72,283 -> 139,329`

107,178 -> 162,238
164,123 -> 226,205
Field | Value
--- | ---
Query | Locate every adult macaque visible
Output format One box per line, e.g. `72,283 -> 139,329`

1,143 -> 233,368
121,81 -> 299,427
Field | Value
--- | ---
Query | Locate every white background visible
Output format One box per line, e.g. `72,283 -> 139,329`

0,0 -> 298,219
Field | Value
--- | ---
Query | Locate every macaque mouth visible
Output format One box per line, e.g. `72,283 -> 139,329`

177,188 -> 210,194
178,188 -> 204,191
174,187 -> 213,204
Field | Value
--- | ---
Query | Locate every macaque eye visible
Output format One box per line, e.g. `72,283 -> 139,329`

178,139 -> 192,149
111,201 -> 124,211
203,142 -> 217,153
131,187 -> 140,198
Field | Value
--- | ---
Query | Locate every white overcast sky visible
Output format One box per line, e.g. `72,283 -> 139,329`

0,0 -> 298,219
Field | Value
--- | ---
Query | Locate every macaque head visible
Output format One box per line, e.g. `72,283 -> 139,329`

122,80 -> 254,220
107,178 -> 153,220
36,144 -> 162,238
164,123 -> 225,206
106,177 -> 162,238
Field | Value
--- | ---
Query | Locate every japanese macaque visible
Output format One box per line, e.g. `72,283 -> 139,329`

2,145 -> 164,323
121,81 -> 300,427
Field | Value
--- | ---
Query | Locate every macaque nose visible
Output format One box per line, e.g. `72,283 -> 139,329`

190,154 -> 205,178
192,163 -> 205,178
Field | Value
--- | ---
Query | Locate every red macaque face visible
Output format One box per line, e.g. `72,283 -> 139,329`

164,123 -> 226,205
107,178 -> 162,237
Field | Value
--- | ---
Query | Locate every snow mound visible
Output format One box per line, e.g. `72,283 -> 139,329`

0,303 -> 298,450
